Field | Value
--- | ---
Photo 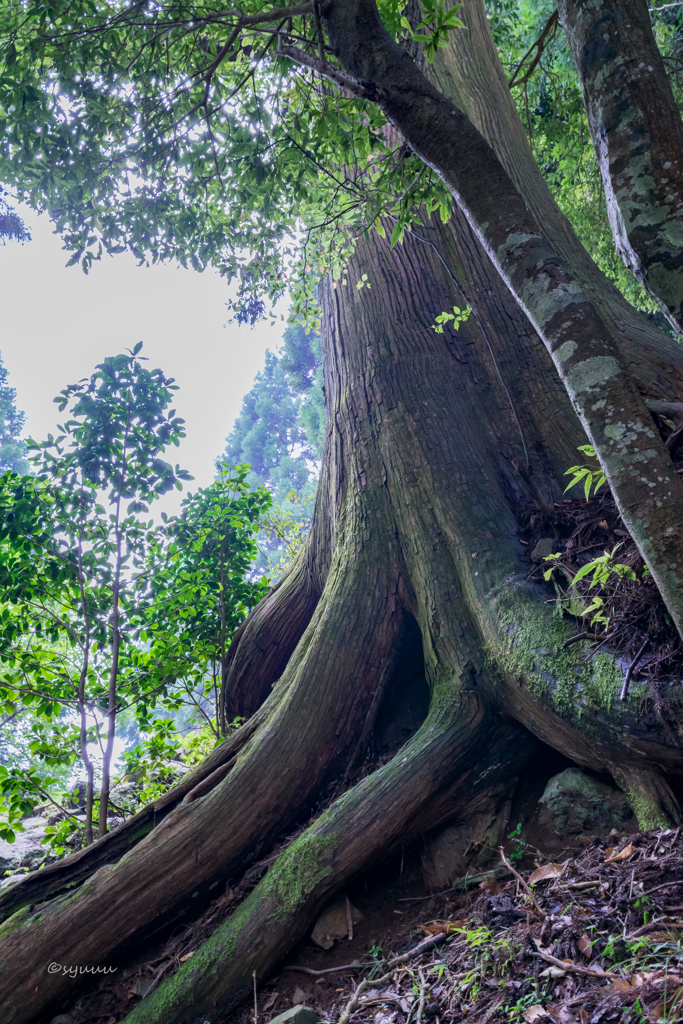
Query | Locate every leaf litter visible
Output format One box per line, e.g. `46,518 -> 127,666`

262,826 -> 683,1024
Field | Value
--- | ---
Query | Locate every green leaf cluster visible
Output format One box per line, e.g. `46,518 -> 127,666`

563,444 -> 606,500
431,304 -> 471,334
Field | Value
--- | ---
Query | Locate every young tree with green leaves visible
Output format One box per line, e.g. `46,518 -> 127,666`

0,346 -> 191,844
0,360 -> 270,854
0,352 -> 28,475
6,0 -> 683,1020
139,466 -> 272,740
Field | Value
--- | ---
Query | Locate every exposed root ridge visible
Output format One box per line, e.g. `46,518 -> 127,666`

121,705 -> 532,1024
222,542 -> 323,723
0,707 -> 265,924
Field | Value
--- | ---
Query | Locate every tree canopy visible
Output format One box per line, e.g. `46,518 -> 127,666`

0,0 -> 643,320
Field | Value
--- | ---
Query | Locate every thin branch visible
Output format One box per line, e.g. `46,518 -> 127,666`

532,938 -> 616,979
620,638 -> 649,701
509,11 -> 559,89
278,42 -> 385,100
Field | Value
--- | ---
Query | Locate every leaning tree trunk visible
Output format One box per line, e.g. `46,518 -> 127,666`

4,5 -> 683,1023
558,0 -> 683,333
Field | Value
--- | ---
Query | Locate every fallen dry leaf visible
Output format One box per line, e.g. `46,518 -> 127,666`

580,1011 -> 589,1023
612,978 -> 633,993
650,984 -> 683,1021
605,843 -> 633,863
262,991 -> 279,1010
578,934 -> 592,957
540,966 -> 567,978
525,1006 -> 549,1022
479,877 -> 501,895
420,919 -> 469,936
179,951 -> 195,962
529,863 -> 565,885
598,520 -> 609,530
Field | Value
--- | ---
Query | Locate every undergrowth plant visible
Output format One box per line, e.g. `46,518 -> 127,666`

564,444 -> 606,500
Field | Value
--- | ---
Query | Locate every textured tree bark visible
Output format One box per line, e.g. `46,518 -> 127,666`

5,6 -> 683,1023
222,484 -> 330,723
319,0 -> 683,638
558,0 -> 683,333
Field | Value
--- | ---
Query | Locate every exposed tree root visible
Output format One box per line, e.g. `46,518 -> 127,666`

0,698 -> 271,924
222,531 -> 326,724
0,561 -> 406,1024
120,702 -> 532,1024
609,764 -> 681,830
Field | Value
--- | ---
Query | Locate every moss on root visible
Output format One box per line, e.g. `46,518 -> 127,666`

260,831 -> 338,922
122,833 -> 339,1024
625,789 -> 673,831
488,577 -> 682,730
0,905 -> 30,947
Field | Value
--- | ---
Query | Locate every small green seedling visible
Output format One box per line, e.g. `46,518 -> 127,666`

431,305 -> 471,333
564,444 -> 606,500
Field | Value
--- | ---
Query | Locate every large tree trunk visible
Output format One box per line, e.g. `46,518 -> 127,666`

3,5 -> 683,1023
558,0 -> 683,333
316,0 -> 683,635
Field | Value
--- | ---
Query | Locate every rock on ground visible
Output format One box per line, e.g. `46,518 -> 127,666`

537,767 -> 634,835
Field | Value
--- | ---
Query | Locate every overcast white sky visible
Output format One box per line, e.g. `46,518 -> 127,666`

0,206 -> 285,515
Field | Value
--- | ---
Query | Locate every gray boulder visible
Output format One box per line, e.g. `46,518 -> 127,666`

310,896 -> 362,949
531,538 -> 558,563
538,767 -> 633,835
268,1008 -> 320,1024
65,781 -> 88,811
0,816 -> 50,875
19,846 -> 51,871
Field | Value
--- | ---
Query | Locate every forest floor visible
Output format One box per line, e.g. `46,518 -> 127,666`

241,826 -> 683,1024
65,821 -> 683,1024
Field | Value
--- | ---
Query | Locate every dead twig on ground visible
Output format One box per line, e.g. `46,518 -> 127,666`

532,938 -> 616,979
499,848 -> 545,918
